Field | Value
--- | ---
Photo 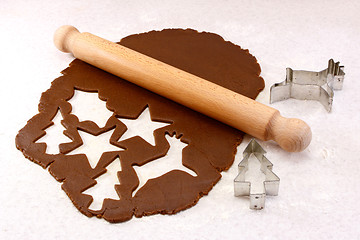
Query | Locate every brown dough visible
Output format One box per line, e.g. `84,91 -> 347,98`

15,29 -> 264,223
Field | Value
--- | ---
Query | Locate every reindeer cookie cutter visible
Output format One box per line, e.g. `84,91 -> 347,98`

234,139 -> 280,210
270,59 -> 345,112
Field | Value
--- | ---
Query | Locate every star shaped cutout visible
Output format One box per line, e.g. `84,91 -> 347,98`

67,128 -> 124,168
117,107 -> 170,146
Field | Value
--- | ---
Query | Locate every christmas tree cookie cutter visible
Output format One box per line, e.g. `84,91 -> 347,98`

270,59 -> 345,112
234,139 -> 280,210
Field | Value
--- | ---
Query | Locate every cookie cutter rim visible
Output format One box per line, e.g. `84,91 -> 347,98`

234,139 -> 280,210
270,59 -> 345,112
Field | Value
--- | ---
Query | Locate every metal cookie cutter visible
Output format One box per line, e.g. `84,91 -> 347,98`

270,59 -> 345,112
234,139 -> 280,210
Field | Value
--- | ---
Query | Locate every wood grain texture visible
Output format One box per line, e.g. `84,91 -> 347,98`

54,25 -> 311,152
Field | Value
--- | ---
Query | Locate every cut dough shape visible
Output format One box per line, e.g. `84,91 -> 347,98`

83,157 -> 122,211
117,107 -> 170,146
67,128 -> 123,169
35,109 -> 71,154
16,29 -> 264,223
132,134 -> 197,197
67,90 -> 114,128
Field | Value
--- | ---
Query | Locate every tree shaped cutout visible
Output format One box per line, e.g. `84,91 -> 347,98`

133,134 -> 197,197
68,90 -> 114,128
83,157 -> 122,210
35,109 -> 71,154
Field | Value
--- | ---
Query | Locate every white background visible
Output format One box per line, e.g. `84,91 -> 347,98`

1,0 -> 360,239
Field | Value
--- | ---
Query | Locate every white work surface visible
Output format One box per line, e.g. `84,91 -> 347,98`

1,0 -> 360,239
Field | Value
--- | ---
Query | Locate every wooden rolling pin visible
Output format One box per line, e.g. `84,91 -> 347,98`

54,25 -> 311,152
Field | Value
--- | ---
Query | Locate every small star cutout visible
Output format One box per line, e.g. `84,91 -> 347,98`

117,107 -> 170,146
67,128 -> 124,168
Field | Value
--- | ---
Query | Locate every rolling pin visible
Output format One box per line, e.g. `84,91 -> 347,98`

54,25 -> 311,152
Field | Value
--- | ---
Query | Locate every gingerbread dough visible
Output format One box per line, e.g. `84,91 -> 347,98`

16,29 -> 264,223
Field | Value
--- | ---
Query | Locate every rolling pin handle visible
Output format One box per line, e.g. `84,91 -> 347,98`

54,25 -> 80,53
267,112 -> 312,152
